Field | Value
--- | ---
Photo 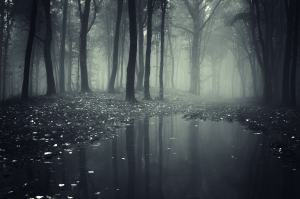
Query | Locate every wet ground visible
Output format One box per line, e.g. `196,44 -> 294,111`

1,114 -> 299,199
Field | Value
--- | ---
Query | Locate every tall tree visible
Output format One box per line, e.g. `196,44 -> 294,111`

77,0 -> 99,92
182,0 -> 222,94
144,0 -> 155,100
282,0 -> 296,106
108,0 -> 123,93
159,0 -> 167,100
59,0 -> 68,93
0,0 -> 4,100
136,0 -> 146,91
125,0 -> 138,102
289,1 -> 300,107
21,0 -> 39,99
42,0 -> 56,96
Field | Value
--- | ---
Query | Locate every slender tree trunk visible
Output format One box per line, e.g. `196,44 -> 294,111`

2,2 -> 10,100
136,0 -> 145,91
59,0 -> 68,93
29,42 -> 35,97
156,34 -> 159,87
159,0 -> 166,100
78,0 -> 92,93
108,0 -> 123,93
35,52 -> 41,95
42,0 -> 56,96
290,2 -> 299,107
68,7 -> 73,92
120,17 -> 126,88
144,0 -> 153,100
125,0 -> 138,102
0,0 -> 4,100
168,32 -> 175,89
281,0 -> 295,106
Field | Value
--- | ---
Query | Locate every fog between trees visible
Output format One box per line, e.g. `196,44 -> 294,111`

0,0 -> 299,106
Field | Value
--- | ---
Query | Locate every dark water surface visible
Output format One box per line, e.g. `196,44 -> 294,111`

2,115 -> 299,199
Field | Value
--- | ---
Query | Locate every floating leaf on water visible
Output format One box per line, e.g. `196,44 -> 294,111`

59,184 -> 64,187
88,171 -> 94,173
95,192 -> 101,195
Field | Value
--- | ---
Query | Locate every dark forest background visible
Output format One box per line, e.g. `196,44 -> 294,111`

0,0 -> 299,106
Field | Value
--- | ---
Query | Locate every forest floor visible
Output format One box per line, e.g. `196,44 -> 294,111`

1,87 -> 300,180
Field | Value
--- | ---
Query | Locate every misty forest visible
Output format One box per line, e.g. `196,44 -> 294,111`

1,0 -> 300,198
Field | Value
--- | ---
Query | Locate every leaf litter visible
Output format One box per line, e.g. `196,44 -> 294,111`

0,88 -> 300,193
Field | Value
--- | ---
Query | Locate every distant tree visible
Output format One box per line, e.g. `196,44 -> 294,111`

182,0 -> 222,95
125,0 -> 138,102
0,0 -> 5,100
136,0 -> 147,92
59,0 -> 68,93
77,0 -> 100,93
282,0 -> 297,106
108,0 -> 123,93
21,0 -> 38,100
42,0 -> 56,96
290,1 -> 300,107
144,0 -> 156,100
0,0 -> 4,100
159,0 -> 167,100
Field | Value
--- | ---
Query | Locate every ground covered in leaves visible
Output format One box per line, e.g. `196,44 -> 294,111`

1,88 -> 300,181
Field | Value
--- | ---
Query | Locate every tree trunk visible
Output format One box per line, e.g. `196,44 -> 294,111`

0,0 -> 4,100
125,0 -> 138,102
281,0 -> 296,106
2,3 -> 10,100
108,0 -> 123,93
290,1 -> 299,107
168,32 -> 175,89
59,0 -> 68,93
29,42 -> 35,97
120,16 -> 126,88
35,52 -> 41,95
42,0 -> 56,96
136,0 -> 145,92
159,0 -> 166,100
144,0 -> 153,100
78,0 -> 92,93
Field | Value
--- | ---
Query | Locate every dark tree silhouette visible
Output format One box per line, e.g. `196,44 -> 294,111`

282,0 -> 297,106
42,0 -> 56,96
0,0 -> 4,100
290,1 -> 300,107
59,0 -> 68,93
159,0 -> 166,100
125,0 -> 138,102
77,0 -> 99,93
136,0 -> 146,92
108,0 -> 123,93
78,0 -> 92,93
21,0 -> 38,99
144,0 -> 155,100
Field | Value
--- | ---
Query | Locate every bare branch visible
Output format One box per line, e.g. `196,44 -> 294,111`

87,0 -> 103,33
168,18 -> 194,35
199,0 -> 222,32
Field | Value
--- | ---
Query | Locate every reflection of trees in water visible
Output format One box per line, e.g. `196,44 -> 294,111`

158,116 -> 163,199
126,123 -> 136,199
144,117 -> 150,199
79,148 -> 88,199
112,130 -> 120,199
180,120 -> 201,199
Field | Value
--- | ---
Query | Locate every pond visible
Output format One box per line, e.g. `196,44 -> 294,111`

1,115 -> 299,199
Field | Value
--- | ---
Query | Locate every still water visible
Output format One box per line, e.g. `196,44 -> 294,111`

2,115 -> 300,199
